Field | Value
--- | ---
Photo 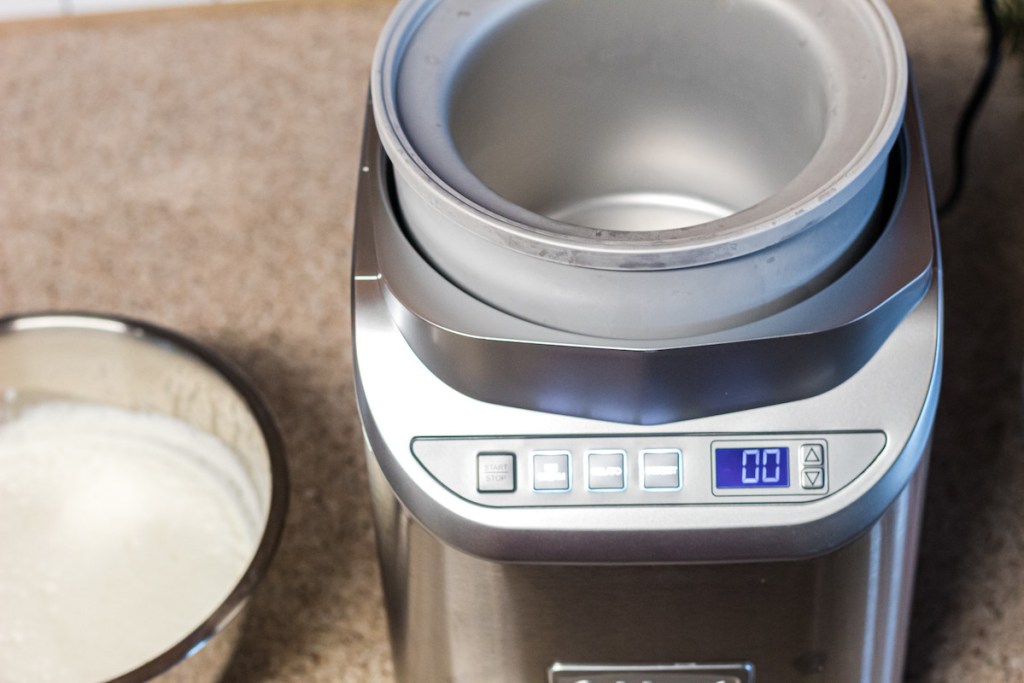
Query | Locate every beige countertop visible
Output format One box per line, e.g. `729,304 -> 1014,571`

2,1 -> 1023,681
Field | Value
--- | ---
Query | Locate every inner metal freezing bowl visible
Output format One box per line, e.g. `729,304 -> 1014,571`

373,0 -> 908,339
0,313 -> 287,683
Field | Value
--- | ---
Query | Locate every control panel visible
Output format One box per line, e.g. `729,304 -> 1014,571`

412,432 -> 886,507
711,439 -> 828,497
548,663 -> 753,683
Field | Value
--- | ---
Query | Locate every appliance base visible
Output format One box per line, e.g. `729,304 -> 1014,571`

368,450 -> 929,683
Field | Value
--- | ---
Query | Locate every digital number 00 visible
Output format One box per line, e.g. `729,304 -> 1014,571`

741,448 -> 783,485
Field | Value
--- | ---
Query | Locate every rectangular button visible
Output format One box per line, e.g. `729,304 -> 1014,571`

477,453 -> 515,493
801,467 -> 825,489
588,450 -> 626,490
801,443 -> 825,465
533,451 -> 571,491
642,449 -> 682,489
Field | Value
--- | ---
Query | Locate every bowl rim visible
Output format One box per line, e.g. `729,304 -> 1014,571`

372,0 -> 909,270
0,310 -> 289,683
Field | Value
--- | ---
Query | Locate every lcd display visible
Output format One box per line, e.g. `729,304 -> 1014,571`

715,447 -> 790,488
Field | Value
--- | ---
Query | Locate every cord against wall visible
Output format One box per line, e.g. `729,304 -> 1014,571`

939,0 -> 1005,217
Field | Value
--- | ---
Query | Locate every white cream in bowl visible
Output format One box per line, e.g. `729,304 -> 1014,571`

0,400 -> 261,683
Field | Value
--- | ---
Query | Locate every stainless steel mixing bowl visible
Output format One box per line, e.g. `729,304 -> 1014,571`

0,312 -> 288,683
372,0 -> 908,338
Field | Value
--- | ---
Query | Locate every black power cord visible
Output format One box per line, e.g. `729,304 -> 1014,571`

939,0 -> 1005,217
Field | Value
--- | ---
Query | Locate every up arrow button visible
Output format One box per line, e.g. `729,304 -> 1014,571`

801,444 -> 825,465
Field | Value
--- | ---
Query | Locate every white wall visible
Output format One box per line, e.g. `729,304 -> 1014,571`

0,0 -> 261,20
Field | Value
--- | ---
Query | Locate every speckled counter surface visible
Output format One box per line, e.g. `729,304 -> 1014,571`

1,1 -> 1022,681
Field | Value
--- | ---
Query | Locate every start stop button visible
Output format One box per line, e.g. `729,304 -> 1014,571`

477,453 -> 515,493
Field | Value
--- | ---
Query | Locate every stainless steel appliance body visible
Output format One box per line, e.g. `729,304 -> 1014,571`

353,1 -> 942,681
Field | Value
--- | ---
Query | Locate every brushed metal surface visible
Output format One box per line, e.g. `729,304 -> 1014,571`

352,77 -> 942,564
357,228 -> 941,678
0,313 -> 288,683
353,254 -> 941,565
370,450 -> 930,683
358,91 -> 935,423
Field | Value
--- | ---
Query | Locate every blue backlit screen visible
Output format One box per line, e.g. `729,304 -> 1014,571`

715,447 -> 790,488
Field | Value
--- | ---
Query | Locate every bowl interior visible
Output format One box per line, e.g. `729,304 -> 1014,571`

0,324 -> 272,518
444,0 -> 830,232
